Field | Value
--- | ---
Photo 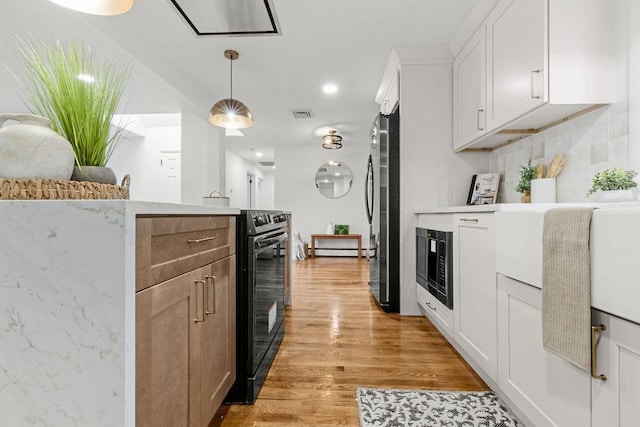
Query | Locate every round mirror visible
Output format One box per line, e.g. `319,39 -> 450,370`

315,161 -> 353,199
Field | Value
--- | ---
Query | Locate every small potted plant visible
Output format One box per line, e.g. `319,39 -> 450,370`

586,168 -> 638,202
514,161 -> 537,203
14,38 -> 131,184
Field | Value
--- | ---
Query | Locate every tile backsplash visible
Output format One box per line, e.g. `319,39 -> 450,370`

490,100 -> 630,203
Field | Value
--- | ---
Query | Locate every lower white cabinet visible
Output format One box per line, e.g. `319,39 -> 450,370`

416,283 -> 453,337
497,274 -> 590,427
591,310 -> 640,427
453,213 -> 497,381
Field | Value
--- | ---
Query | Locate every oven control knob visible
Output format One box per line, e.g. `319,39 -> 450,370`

254,216 -> 263,226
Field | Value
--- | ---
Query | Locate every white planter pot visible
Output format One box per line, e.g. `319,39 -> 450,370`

598,189 -> 634,203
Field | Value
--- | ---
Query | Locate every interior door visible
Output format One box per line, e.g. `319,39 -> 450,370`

159,151 -> 181,203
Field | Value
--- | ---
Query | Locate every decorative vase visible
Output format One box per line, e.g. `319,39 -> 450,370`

0,113 -> 75,180
521,191 -> 531,203
71,166 -> 117,185
597,189 -> 634,203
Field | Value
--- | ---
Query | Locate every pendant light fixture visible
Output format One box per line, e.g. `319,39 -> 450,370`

208,50 -> 254,129
47,0 -> 133,15
322,130 -> 343,149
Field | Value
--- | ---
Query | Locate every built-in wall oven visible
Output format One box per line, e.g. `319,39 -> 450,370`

416,228 -> 453,309
225,210 -> 288,404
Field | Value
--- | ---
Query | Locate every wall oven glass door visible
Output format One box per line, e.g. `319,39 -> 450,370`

248,231 -> 287,374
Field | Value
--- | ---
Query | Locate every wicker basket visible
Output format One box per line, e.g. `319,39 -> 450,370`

0,175 -> 130,200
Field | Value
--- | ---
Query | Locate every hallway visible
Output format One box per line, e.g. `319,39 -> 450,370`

213,257 -> 487,426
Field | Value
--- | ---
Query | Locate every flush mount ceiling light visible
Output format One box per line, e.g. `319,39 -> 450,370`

47,0 -> 133,15
322,130 -> 342,150
208,50 -> 254,129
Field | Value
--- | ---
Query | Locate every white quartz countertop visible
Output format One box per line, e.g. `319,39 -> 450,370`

0,199 -> 241,216
415,201 -> 640,214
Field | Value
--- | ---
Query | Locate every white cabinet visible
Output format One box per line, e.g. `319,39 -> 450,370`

453,213 -> 497,381
453,0 -> 615,151
485,0 -> 546,130
453,24 -> 486,150
497,274 -> 591,427
416,283 -> 453,337
379,69 -> 399,114
592,310 -> 640,427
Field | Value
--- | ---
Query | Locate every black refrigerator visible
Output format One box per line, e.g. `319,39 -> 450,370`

365,108 -> 400,313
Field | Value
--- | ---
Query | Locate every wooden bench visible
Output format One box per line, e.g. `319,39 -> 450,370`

310,234 -> 363,258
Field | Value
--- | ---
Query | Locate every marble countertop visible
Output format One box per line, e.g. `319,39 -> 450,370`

0,199 -> 241,216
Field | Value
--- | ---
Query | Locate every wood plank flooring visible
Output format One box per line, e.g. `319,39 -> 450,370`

211,257 -> 487,426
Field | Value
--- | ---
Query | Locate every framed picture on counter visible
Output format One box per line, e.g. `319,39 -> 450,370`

467,173 -> 500,205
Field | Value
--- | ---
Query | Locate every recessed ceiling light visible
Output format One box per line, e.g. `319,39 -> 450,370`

255,152 -> 264,157
323,84 -> 338,94
335,173 -> 340,176
272,165 -> 276,169
77,74 -> 95,83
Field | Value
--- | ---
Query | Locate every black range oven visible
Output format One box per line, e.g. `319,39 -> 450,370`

225,210 -> 288,404
416,228 -> 453,309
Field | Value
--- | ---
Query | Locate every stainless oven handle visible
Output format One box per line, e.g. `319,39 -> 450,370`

255,232 -> 288,248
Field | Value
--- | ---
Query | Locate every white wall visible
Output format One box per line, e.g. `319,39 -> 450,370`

274,145 -> 370,255
226,150 -> 275,209
108,118 -> 180,201
398,60 -> 489,316
181,110 -> 224,205
490,0 -> 632,203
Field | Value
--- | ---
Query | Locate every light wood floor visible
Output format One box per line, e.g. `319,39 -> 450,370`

212,257 -> 487,426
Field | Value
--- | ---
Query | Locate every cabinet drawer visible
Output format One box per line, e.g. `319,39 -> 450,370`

453,213 -> 493,228
136,216 -> 236,292
417,283 -> 453,337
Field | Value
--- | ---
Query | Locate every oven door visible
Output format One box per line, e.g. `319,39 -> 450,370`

247,230 -> 287,374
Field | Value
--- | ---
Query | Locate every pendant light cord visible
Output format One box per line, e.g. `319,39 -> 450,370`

229,55 -> 233,100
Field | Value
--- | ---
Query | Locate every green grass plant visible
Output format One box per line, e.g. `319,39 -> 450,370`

14,38 -> 131,166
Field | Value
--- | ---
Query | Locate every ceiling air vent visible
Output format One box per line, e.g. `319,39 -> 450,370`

292,110 -> 313,119
258,161 -> 275,167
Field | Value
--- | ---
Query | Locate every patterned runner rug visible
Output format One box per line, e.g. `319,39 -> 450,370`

357,388 -> 520,427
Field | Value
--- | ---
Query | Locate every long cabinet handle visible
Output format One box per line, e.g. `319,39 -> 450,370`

591,325 -> 607,381
205,275 -> 216,315
187,235 -> 216,244
476,109 -> 484,131
530,70 -> 542,99
193,280 -> 206,322
459,218 -> 479,223
425,301 -> 437,311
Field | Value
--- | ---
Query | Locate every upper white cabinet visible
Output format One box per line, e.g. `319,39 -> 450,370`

486,0 -> 546,131
453,0 -> 615,151
453,24 -> 486,151
380,70 -> 399,114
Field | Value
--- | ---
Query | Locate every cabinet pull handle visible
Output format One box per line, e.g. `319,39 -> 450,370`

205,275 -> 216,315
476,109 -> 484,131
193,280 -> 206,322
459,218 -> 479,222
530,70 -> 542,99
425,301 -> 437,311
591,325 -> 607,381
187,236 -> 216,244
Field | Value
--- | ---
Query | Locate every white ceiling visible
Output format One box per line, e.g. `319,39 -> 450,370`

0,0 -> 479,166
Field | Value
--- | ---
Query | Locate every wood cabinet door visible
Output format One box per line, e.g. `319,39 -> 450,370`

453,24 -> 486,150
136,266 -> 208,427
454,214 -> 497,381
196,256 -> 236,426
486,0 -> 546,130
592,310 -> 640,427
